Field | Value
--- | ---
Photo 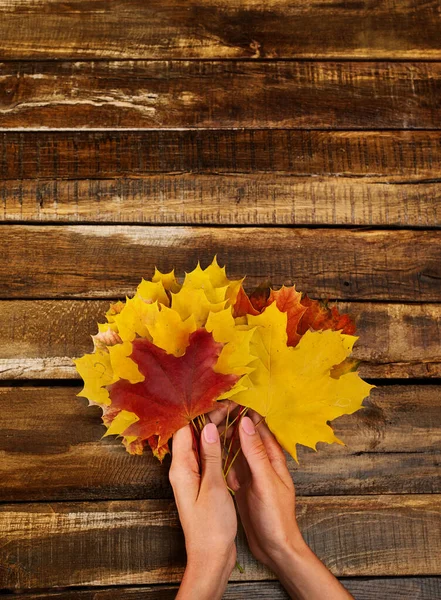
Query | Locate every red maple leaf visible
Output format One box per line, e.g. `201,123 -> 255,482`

105,329 -> 239,456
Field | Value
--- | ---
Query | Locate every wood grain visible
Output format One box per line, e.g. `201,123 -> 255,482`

2,225 -> 441,301
1,578 -> 440,600
1,385 -> 439,501
1,496 -> 440,588
3,130 -> 441,226
4,130 -> 441,181
0,0 -> 440,60
2,300 -> 441,380
1,61 -> 441,129
4,176 -> 441,227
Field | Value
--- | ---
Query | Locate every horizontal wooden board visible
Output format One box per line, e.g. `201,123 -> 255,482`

2,225 -> 441,301
1,495 -> 440,588
3,130 -> 441,181
2,300 -> 441,380
1,385 -> 439,501
0,0 -> 440,60
1,62 -> 441,129
4,176 -> 441,226
2,578 -> 441,600
2,130 -> 441,226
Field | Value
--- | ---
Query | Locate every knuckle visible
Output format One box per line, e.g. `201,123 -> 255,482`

249,441 -> 268,461
202,452 -> 221,465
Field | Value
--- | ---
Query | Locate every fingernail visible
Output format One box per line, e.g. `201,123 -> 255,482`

241,416 -> 256,435
203,422 -> 219,444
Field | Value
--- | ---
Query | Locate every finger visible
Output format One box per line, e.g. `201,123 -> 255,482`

169,425 -> 200,505
253,420 -> 293,488
199,422 -> 225,492
207,400 -> 238,427
238,416 -> 273,479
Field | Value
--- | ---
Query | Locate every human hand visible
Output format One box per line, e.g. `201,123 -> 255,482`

226,412 -> 354,600
169,421 -> 237,600
226,412 -> 305,570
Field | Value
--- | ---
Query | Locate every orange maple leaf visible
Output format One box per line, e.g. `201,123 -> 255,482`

233,284 -> 355,346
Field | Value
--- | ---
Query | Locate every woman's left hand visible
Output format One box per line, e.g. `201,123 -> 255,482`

170,419 -> 237,600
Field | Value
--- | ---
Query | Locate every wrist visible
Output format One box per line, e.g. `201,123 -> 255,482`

179,550 -> 235,600
266,533 -> 310,576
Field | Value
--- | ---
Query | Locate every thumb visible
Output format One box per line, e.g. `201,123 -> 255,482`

199,422 -> 225,490
239,415 -> 272,478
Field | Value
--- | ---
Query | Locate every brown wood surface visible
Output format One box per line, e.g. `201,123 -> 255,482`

1,0 -> 440,595
2,578 -> 441,600
0,0 -> 440,60
5,175 -> 441,227
2,225 -> 441,301
2,130 -> 441,226
3,130 -> 441,181
1,61 -> 441,129
1,385 -> 439,502
2,300 -> 441,380
1,495 -> 440,588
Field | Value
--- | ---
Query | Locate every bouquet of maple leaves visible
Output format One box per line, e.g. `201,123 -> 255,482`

74,257 -> 374,473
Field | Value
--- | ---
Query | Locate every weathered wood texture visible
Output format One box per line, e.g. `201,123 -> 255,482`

1,385 -> 439,502
2,225 -> 441,301
2,130 -> 441,226
0,0 -> 440,60
4,130 -> 441,181
2,300 -> 441,380
2,578 -> 441,600
8,175 -> 441,226
1,62 -> 441,129
1,496 -> 440,588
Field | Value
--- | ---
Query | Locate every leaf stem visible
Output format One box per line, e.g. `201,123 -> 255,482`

224,446 -> 242,479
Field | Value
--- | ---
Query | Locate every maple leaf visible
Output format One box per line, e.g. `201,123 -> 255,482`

73,349 -> 113,406
297,293 -> 356,336
268,286 -> 307,346
104,329 -> 239,457
229,303 -> 375,461
233,283 -> 356,347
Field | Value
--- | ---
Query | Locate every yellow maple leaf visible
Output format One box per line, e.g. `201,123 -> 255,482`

229,303 -> 375,461
182,256 -> 243,304
152,267 -> 182,293
73,349 -> 113,406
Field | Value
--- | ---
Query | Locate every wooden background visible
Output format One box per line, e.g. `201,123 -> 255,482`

1,1 -> 441,598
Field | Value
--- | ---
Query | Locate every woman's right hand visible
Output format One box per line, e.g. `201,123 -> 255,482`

226,413 -> 305,569
227,413 -> 354,600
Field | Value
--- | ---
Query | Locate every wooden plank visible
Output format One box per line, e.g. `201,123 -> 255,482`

2,225 -> 441,301
0,496 -> 440,588
0,385 -> 439,501
0,0 -> 440,60
1,61 -> 441,129
2,130 -> 441,226
3,176 -> 441,227
3,131 -> 441,181
2,300 -> 441,380
1,578 -> 440,600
